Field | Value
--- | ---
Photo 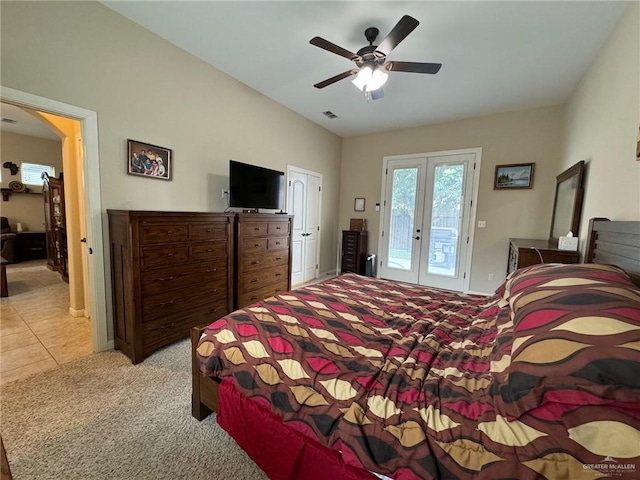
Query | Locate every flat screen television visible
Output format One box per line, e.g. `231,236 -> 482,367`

229,160 -> 285,211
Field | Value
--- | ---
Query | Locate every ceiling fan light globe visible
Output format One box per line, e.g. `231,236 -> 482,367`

366,69 -> 388,91
351,66 -> 373,91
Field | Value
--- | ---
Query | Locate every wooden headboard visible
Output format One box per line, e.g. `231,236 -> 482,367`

585,218 -> 640,287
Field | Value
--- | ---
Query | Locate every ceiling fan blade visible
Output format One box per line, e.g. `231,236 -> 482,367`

310,37 -> 360,61
370,88 -> 384,100
314,70 -> 357,89
385,61 -> 442,74
376,15 -> 419,57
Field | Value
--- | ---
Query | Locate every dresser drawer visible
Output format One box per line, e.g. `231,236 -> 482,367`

140,223 -> 189,245
141,245 -> 189,269
242,249 -> 289,273
244,222 -> 269,237
238,283 -> 287,309
243,237 -> 268,254
141,260 -> 226,296
142,280 -> 227,322
268,221 -> 290,235
190,241 -> 228,262
268,236 -> 289,251
240,264 -> 288,293
142,302 -> 228,353
190,222 -> 228,241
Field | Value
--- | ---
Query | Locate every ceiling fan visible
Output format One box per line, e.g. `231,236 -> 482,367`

310,15 -> 442,100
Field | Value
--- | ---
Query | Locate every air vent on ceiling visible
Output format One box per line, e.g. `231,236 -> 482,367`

322,111 -> 338,119
1,118 -> 17,124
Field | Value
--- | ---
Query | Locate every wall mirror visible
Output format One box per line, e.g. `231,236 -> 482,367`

549,160 -> 585,241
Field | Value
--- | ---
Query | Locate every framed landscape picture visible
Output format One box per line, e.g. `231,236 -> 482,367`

127,139 -> 172,180
494,163 -> 534,189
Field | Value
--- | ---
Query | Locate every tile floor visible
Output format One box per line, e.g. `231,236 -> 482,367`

0,260 -> 92,386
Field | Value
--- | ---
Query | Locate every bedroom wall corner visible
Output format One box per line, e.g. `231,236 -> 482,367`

561,2 -> 640,248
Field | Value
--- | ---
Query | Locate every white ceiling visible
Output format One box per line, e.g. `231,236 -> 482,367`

27,2 -> 631,139
101,1 -> 628,138
0,103 -> 60,141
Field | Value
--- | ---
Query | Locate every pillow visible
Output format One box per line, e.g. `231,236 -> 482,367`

495,263 -> 640,420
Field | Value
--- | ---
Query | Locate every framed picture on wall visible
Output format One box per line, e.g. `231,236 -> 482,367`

354,198 -> 365,212
127,139 -> 172,180
494,163 -> 535,189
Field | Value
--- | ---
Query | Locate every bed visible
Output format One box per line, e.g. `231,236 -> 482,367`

191,218 -> 640,479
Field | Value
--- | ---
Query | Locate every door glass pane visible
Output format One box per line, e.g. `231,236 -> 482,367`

428,164 -> 464,276
387,167 -> 418,270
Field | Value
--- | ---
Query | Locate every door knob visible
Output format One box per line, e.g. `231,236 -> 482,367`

414,236 -> 420,240
80,237 -> 87,243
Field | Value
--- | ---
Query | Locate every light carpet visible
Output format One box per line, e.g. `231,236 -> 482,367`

0,339 -> 268,479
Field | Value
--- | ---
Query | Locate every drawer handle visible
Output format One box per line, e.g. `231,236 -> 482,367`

250,279 -> 258,283
275,273 -> 282,277
159,276 -> 175,281
275,226 -> 281,230
167,253 -> 174,257
207,249 -> 213,252
276,257 -> 282,261
254,243 -> 260,247
159,300 -> 176,307
251,261 -> 260,265
207,268 -> 218,273
206,229 -> 212,232
254,227 -> 260,231
167,230 -> 173,234
275,241 -> 281,245
250,296 -> 258,301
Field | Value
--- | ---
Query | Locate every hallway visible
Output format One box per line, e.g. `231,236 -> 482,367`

0,260 -> 92,385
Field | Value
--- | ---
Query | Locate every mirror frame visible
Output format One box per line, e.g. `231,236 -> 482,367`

549,161 -> 585,241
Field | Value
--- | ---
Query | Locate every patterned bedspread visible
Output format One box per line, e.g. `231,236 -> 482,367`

196,272 -> 640,479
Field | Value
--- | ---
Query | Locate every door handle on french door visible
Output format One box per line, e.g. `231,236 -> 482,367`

414,236 -> 420,240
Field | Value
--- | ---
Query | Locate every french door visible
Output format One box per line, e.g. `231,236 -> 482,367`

379,149 -> 480,291
287,167 -> 322,286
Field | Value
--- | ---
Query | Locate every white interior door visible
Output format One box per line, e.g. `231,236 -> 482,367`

287,167 -> 322,286
379,150 -> 480,292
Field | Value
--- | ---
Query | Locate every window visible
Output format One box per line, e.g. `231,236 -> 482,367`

21,163 -> 55,186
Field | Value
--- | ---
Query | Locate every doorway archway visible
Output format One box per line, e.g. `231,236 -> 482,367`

1,86 -> 110,351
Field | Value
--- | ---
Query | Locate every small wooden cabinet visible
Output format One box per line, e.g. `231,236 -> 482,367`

108,210 -> 234,364
341,230 -> 368,275
508,238 -> 580,275
235,213 -> 293,310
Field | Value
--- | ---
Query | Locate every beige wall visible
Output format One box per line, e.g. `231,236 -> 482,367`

0,131 -> 63,232
340,106 -> 565,293
1,2 -> 342,339
562,3 -> 640,246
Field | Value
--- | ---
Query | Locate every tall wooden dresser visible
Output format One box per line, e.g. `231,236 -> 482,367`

235,213 -> 293,309
108,211 -> 234,364
341,230 -> 368,275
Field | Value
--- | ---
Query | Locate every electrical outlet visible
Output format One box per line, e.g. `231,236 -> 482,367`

221,189 -> 228,199
478,220 -> 487,228
488,273 -> 495,281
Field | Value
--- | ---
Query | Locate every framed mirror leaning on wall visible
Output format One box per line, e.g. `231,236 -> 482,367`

549,161 -> 586,241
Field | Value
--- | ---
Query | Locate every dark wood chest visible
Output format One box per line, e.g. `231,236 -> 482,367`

108,210 -> 234,364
